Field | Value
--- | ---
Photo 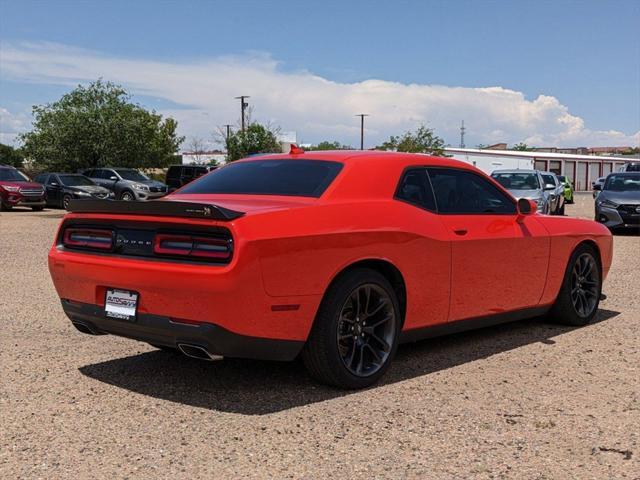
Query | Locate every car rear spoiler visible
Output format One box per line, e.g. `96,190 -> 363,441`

67,199 -> 244,221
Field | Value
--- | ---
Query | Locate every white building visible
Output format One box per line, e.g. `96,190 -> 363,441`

444,147 -> 629,191
278,131 -> 297,152
181,150 -> 227,166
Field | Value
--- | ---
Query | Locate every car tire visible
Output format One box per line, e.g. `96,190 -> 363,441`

0,201 -> 12,211
558,202 -> 565,216
120,190 -> 135,201
302,268 -> 401,389
62,194 -> 72,210
549,243 -> 602,327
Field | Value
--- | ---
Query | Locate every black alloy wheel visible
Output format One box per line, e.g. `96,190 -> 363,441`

62,194 -> 72,210
570,253 -> 599,318
337,284 -> 396,377
302,268 -> 401,389
550,244 -> 601,326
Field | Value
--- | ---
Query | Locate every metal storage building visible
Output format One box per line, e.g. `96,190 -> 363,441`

444,147 -> 630,191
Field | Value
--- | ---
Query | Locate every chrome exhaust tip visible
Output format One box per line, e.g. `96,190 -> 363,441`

177,343 -> 222,361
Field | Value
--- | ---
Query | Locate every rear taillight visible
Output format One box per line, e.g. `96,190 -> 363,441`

63,228 -> 113,251
153,234 -> 231,261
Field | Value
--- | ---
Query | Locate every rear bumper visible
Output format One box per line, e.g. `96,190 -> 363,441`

49,243 -> 321,341
62,299 -> 304,361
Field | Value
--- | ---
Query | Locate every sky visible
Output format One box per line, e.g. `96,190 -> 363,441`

1,0 -> 639,150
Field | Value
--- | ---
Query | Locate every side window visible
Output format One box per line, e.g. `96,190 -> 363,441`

104,170 -> 117,179
183,167 -> 194,177
395,168 -> 436,212
46,175 -> 58,185
34,174 -> 47,184
92,169 -> 104,179
427,168 -> 516,215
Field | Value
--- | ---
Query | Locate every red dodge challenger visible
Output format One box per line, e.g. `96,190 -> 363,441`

48,150 -> 613,389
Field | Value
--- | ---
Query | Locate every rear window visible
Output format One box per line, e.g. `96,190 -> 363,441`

491,172 -> 540,190
179,159 -> 343,197
541,174 -> 556,186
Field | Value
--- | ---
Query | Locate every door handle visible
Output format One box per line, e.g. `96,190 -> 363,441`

453,229 -> 468,236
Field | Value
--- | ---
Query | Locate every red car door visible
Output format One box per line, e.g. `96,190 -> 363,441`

427,167 -> 550,321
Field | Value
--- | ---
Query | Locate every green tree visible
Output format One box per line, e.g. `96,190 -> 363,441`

20,80 -> 184,172
512,142 -> 533,151
0,143 -> 24,167
225,123 -> 281,161
306,140 -> 353,151
375,125 -> 445,156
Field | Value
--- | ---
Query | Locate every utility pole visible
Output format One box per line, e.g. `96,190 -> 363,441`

235,96 -> 250,132
356,114 -> 369,150
223,124 -> 232,142
460,120 -> 466,148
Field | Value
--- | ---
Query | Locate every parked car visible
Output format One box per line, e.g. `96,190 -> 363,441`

592,176 -> 606,198
34,173 -> 114,210
557,175 -> 574,204
490,169 -> 551,214
166,165 -> 209,192
594,172 -> 640,231
0,164 -> 46,211
619,162 -> 640,172
49,151 -> 612,389
540,172 -> 565,215
80,168 -> 168,201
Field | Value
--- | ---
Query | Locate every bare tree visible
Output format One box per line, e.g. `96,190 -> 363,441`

187,136 -> 207,164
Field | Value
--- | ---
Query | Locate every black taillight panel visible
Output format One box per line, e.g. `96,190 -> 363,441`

60,224 -> 233,264
63,228 -> 114,251
153,234 -> 232,261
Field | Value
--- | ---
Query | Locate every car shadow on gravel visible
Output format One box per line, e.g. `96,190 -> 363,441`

79,309 -> 620,415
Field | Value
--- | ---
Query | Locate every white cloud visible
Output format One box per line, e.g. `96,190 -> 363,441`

0,107 -> 31,145
1,42 -> 638,148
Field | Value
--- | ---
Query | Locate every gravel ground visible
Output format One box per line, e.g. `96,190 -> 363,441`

1,193 -> 638,479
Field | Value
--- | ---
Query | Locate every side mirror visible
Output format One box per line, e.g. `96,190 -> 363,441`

593,183 -> 602,191
517,198 -> 536,216
50,182 -> 59,187
544,183 -> 556,190
109,176 -> 118,181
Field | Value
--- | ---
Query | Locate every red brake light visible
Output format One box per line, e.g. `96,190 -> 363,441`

63,228 -> 113,250
153,234 -> 231,261
153,234 -> 193,255
191,236 -> 231,259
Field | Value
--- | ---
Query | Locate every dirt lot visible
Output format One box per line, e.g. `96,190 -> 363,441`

1,193 -> 638,479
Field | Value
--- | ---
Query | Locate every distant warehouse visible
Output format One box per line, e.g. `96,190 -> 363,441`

444,147 -> 630,191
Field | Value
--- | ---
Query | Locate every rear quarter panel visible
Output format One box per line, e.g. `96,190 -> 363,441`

536,216 -> 613,305
236,200 -> 452,331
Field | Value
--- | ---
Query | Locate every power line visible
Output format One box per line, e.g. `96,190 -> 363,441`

356,114 -> 370,150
